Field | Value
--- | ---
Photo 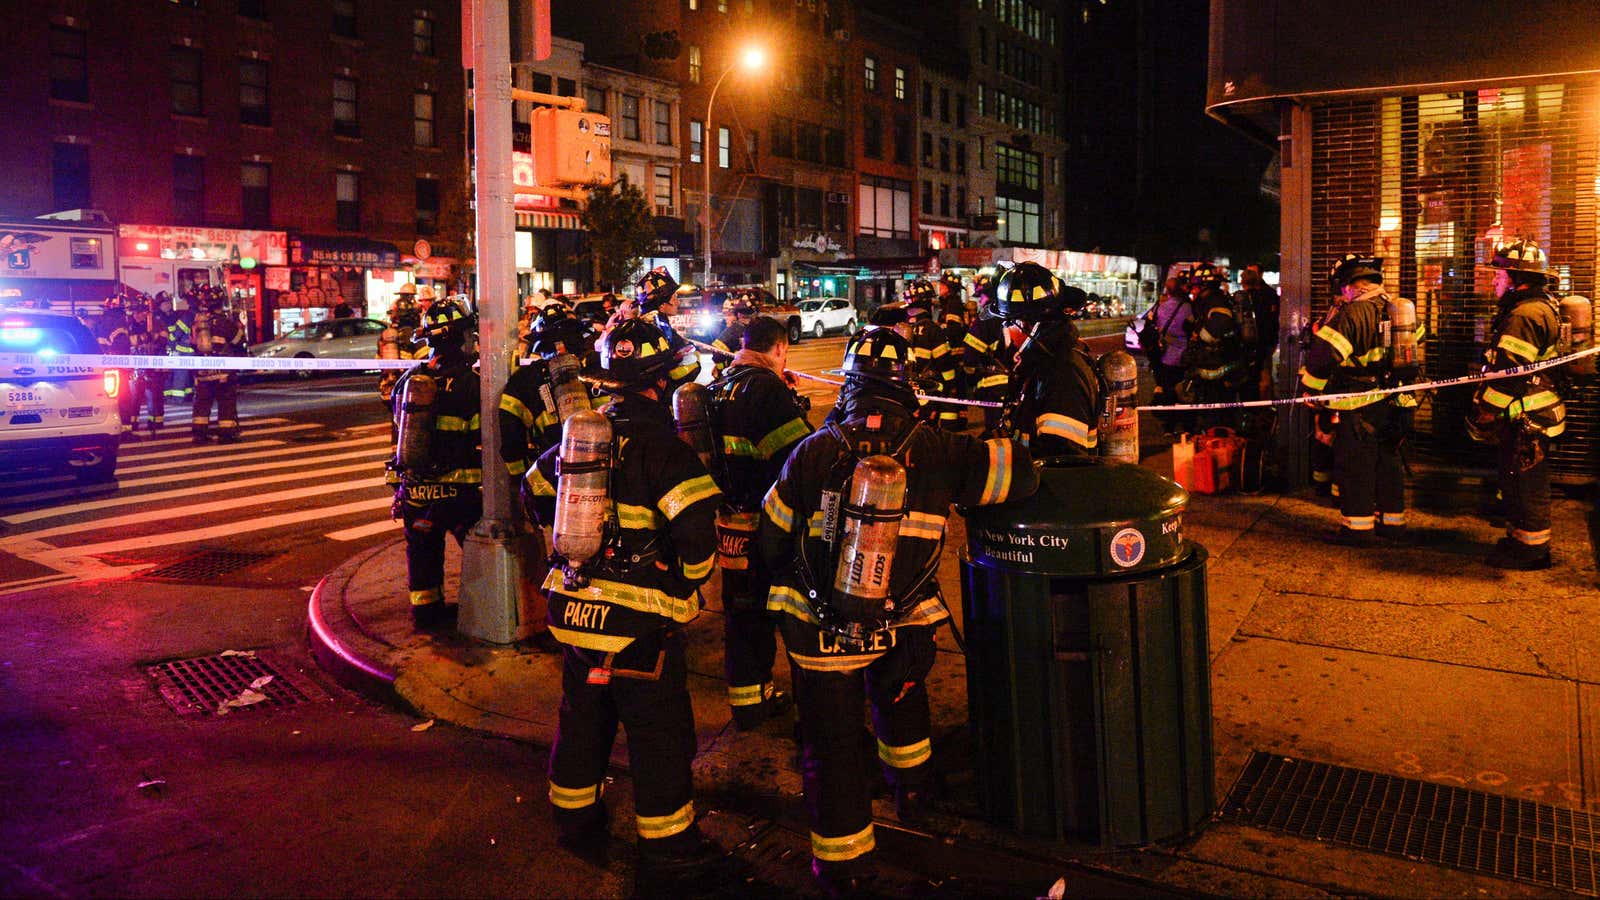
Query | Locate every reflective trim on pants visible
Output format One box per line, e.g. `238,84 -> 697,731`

811,824 -> 876,863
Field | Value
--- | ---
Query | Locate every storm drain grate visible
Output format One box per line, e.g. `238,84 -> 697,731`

1223,751 -> 1599,895
138,549 -> 276,581
147,652 -> 311,716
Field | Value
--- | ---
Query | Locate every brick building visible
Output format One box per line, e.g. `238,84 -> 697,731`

0,0 -> 467,335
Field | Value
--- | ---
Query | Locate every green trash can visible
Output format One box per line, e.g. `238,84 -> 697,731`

960,460 -> 1213,846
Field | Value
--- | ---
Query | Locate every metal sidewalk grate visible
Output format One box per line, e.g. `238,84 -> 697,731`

147,652 -> 312,716
138,549 -> 276,581
1222,751 -> 1599,896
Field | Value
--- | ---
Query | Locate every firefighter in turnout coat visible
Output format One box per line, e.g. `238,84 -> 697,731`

992,262 -> 1101,457
757,326 -> 1038,896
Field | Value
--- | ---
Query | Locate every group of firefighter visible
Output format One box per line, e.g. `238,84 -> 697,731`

92,285 -> 250,443
381,261 -> 1102,895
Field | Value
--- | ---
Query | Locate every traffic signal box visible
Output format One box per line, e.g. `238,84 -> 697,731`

532,107 -> 612,187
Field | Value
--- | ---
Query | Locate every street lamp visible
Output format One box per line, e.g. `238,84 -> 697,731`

702,44 -> 767,288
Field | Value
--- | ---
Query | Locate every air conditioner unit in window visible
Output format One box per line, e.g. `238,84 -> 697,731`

832,29 -> 850,42
826,192 -> 848,204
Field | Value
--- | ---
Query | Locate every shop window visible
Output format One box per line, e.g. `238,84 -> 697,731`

621,94 -> 640,141
336,171 -> 360,231
333,76 -> 359,137
173,155 -> 205,225
171,46 -> 203,117
241,163 -> 270,228
53,143 -> 90,210
415,177 -> 439,235
655,101 -> 673,145
50,25 -> 88,102
333,0 -> 357,38
412,15 -> 434,55
413,91 -> 435,147
239,59 -> 269,126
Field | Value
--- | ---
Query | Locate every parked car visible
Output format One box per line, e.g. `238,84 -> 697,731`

250,318 -> 388,376
795,297 -> 860,338
0,310 -> 122,483
669,285 -> 807,343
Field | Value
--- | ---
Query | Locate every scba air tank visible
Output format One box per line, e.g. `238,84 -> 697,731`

672,382 -> 720,475
395,372 -> 437,470
1560,295 -> 1595,377
546,352 -> 591,424
1097,349 -> 1139,464
553,409 -> 614,572
831,455 -> 908,629
1387,296 -> 1418,371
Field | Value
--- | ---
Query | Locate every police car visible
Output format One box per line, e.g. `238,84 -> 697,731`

0,311 -> 122,483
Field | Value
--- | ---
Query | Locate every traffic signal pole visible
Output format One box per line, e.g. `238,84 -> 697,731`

458,0 -> 524,644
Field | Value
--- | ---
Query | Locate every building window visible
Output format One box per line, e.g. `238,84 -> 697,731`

413,92 -> 435,147
996,144 -> 1041,191
858,176 -> 912,240
620,94 -> 640,140
653,166 -> 673,213
796,188 -> 823,229
688,0 -> 697,8
977,83 -> 985,117
939,137 -> 950,172
939,183 -> 950,217
921,132 -> 932,165
957,186 -> 966,217
239,59 -> 269,126
770,115 -> 793,158
655,101 -> 673,145
50,25 -> 89,102
921,83 -> 933,117
688,45 -> 701,84
335,171 -> 359,231
333,0 -> 357,38
955,141 -> 967,174
239,0 -> 268,19
978,27 -> 987,64
173,155 -> 204,225
939,87 -> 949,123
333,76 -> 359,137
996,195 -> 1040,245
796,122 -> 821,163
826,192 -> 847,232
956,94 -> 966,128
717,0 -> 727,11
170,47 -> 203,117
689,119 -> 703,163
893,115 -> 911,165
863,56 -> 877,92
584,85 -> 607,114
241,163 -> 270,228
718,126 -> 730,169
824,129 -> 845,167
863,107 -> 882,160
416,177 -> 439,235
921,180 -> 933,215
532,72 -> 552,94
53,143 -> 90,211
894,67 -> 905,100
69,237 -> 102,270
747,129 -> 758,161
413,15 -> 434,55
558,77 -> 575,97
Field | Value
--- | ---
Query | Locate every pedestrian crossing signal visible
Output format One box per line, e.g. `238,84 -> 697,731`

532,108 -> 612,188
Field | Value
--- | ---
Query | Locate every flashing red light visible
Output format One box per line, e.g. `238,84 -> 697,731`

103,369 -> 120,398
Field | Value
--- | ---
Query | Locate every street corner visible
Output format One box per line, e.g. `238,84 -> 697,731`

391,639 -> 563,743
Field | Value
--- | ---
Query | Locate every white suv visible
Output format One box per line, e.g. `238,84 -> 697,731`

0,311 -> 122,483
796,297 -> 859,339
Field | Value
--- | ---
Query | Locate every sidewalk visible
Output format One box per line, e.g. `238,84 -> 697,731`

308,443 -> 1600,898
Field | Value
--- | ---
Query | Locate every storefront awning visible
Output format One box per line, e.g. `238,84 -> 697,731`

517,211 -> 584,231
796,255 -> 938,277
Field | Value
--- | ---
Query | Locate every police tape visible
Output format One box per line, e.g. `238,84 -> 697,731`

684,337 -> 1006,409
0,352 -> 418,372
1142,343 -> 1600,412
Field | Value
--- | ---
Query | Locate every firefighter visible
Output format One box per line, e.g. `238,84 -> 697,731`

993,262 -> 1101,457
635,267 -> 702,391
521,317 -> 725,885
704,315 -> 812,729
757,326 -> 1037,896
387,297 -> 482,628
128,294 -> 169,434
498,311 -> 592,479
190,287 -> 248,444
94,294 -> 135,436
1299,255 -> 1414,545
960,274 -> 1014,435
902,280 -> 961,430
711,294 -> 757,357
167,289 -> 200,402
1181,263 -> 1249,430
378,285 -> 426,416
1469,239 -> 1568,570
1238,265 -> 1281,400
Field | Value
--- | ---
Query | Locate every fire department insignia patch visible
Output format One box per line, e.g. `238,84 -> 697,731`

613,340 -> 635,358
1109,527 -> 1146,568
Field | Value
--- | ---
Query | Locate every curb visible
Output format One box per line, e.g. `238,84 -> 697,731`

307,538 -> 403,705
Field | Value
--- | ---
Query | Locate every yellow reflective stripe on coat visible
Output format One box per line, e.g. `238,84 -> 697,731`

964,332 -> 992,353
723,435 -> 758,458
682,552 -> 716,581
899,511 -> 945,540
542,570 -> 700,623
897,596 -> 951,627
505,458 -> 529,477
1299,368 -> 1329,391
435,414 -> 481,432
975,373 -> 1008,390
929,342 -> 949,358
1315,324 -> 1354,361
659,474 -> 720,520
766,585 -> 820,624
1509,390 -> 1562,417
756,417 -> 810,459
636,801 -> 695,840
546,625 -> 634,653
435,468 -> 483,484
526,467 -> 556,497
877,738 -> 932,769
1496,332 -> 1540,362
668,359 -> 700,381
1321,392 -> 1384,410
806,511 -> 825,538
788,649 -> 882,672
979,439 -> 1014,505
812,825 -> 876,862
1036,413 -> 1095,449
499,393 -> 537,428
763,486 -> 795,532
1480,385 -> 1515,409
615,502 -> 664,530
548,782 -> 603,810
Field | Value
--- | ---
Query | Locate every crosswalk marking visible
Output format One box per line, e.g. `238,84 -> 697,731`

118,421 -> 386,461
36,497 -> 396,559
326,519 -> 402,542
116,434 -> 391,475
120,420 -> 312,452
116,447 -> 387,490
120,437 -> 287,461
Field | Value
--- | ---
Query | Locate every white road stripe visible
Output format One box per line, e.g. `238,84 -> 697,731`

325,519 -> 402,542
0,573 -> 80,596
15,477 -> 390,543
114,446 -> 388,490
120,437 -> 287,460
34,497 -> 397,558
3,460 -> 384,525
120,422 -> 325,454
117,434 -> 391,475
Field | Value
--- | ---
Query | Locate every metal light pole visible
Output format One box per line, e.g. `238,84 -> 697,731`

458,0 -> 523,644
701,46 -> 766,288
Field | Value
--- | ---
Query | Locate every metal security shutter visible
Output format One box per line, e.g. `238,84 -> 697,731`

1311,82 -> 1600,480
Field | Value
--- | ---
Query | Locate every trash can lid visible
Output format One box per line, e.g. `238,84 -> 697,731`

966,460 -> 1189,577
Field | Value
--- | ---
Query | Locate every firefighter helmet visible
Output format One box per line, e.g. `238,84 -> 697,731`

1485,239 -> 1549,276
634,267 -> 679,314
902,279 -> 937,310
102,294 -> 124,312
723,294 -> 757,317
1189,263 -> 1227,289
396,283 -> 418,297
201,286 -> 228,310
530,314 -> 586,358
972,273 -> 997,305
417,296 -> 475,343
993,261 -> 1085,322
834,326 -> 911,385
391,296 -> 421,327
600,317 -> 674,386
1328,254 -> 1383,289
415,285 -> 436,302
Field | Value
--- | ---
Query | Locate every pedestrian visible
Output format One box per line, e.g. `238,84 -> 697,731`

332,297 -> 355,318
706,315 -> 812,730
1146,276 -> 1194,434
634,267 -> 702,392
1468,239 -> 1567,570
190,287 -> 247,444
522,316 -> 725,886
388,298 -> 482,628
1180,263 -> 1249,430
1299,254 -> 1413,545
757,326 -> 1037,896
992,261 -> 1101,457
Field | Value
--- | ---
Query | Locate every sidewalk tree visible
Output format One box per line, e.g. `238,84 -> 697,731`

579,177 -> 657,292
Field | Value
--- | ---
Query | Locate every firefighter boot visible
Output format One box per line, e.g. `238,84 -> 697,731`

811,858 -> 877,899
191,427 -> 209,445
411,601 -> 456,630
1322,526 -> 1378,547
1488,541 -> 1552,571
634,828 -> 726,896
731,685 -> 792,732
555,802 -> 611,868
